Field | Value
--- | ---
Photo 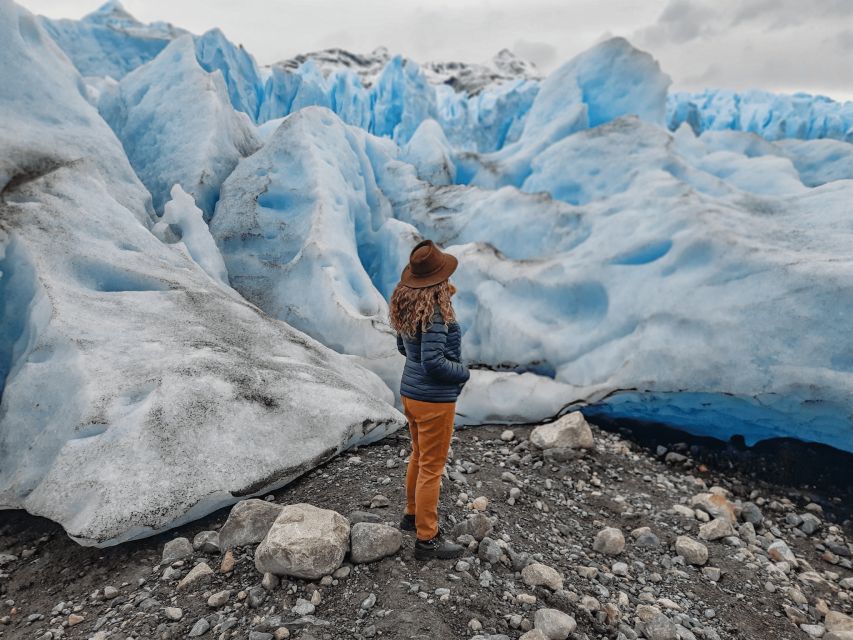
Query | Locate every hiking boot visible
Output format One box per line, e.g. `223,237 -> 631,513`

400,513 -> 416,532
414,534 -> 464,561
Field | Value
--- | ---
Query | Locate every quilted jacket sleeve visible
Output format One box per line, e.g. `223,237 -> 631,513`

421,310 -> 470,384
396,333 -> 407,356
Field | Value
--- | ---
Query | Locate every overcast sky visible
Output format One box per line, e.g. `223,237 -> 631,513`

19,0 -> 853,101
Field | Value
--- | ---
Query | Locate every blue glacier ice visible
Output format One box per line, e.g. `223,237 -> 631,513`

98,35 -> 260,218
39,0 -> 185,79
195,28 -> 265,122
0,0 -> 401,546
210,108 -> 416,390
455,37 -> 671,189
667,89 -> 853,143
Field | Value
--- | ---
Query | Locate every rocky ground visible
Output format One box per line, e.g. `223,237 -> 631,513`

1,415 -> 851,640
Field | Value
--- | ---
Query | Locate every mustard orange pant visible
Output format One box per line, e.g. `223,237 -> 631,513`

401,396 -> 455,540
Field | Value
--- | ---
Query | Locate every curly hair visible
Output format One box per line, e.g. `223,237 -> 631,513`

389,280 -> 456,337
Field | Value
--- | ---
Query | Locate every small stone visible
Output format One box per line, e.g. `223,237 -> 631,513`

699,518 -> 734,541
533,608 -> 577,639
273,629 -> 290,640
799,513 -> 822,535
291,598 -> 315,616
529,412 -> 593,450
163,607 -> 183,621
219,499 -> 283,549
702,567 -> 722,582
471,496 -> 489,511
451,513 -> 493,541
102,586 -> 119,599
261,572 -> 279,590
177,562 -> 214,591
740,502 -> 764,525
469,618 -> 483,631
611,562 -> 629,576
478,537 -> 502,564
207,591 -> 230,608
192,531 -> 221,554
768,540 -> 796,563
350,522 -> 402,563
522,563 -> 564,591
161,537 -> 193,564
593,527 -> 625,556
500,430 -> 515,441
517,593 -> 537,605
369,494 -> 390,508
189,617 -> 210,637
68,614 -> 84,626
644,613 -> 678,640
675,536 -> 708,566
333,565 -> 351,579
219,549 -> 235,573
361,593 -> 377,610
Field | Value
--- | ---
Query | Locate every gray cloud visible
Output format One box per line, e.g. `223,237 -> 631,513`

17,0 -> 853,102
512,39 -> 557,70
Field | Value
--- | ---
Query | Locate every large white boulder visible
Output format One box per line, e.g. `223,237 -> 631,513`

254,504 -> 350,579
530,412 -> 594,450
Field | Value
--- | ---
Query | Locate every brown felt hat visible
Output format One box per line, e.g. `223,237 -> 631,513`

399,240 -> 458,289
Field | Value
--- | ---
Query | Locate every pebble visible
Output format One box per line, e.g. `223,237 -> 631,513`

500,430 -> 515,441
189,617 -> 210,637
177,561 -> 214,591
102,585 -> 119,599
369,494 -> 389,508
163,606 -> 183,621
161,537 -> 193,564
593,527 -> 625,556
472,496 -> 489,511
675,536 -> 709,565
207,590 -> 230,608
533,608 -> 576,639
521,563 -> 564,591
292,598 -> 314,616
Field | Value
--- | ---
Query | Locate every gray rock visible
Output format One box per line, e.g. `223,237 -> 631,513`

249,633 -> 274,640
593,527 -> 625,556
219,499 -> 284,550
451,513 -> 493,541
102,586 -> 119,599
248,585 -> 266,608
163,607 -> 183,621
161,537 -> 193,564
699,517 -> 734,541
740,502 -> 764,525
347,510 -> 382,524
644,613 -> 678,640
254,503 -> 349,579
478,537 -> 502,564
530,412 -> 593,450
207,590 -> 230,608
192,531 -> 220,554
675,536 -> 708,566
292,598 -> 315,616
188,617 -> 210,637
522,563 -> 564,591
799,513 -> 822,535
350,522 -> 401,563
177,562 -> 214,591
533,608 -> 576,639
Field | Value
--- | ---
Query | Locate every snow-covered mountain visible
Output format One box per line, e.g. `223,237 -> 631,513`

2,0 -> 853,544
275,46 -> 540,95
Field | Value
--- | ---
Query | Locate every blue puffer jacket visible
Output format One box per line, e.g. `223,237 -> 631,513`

396,308 -> 470,403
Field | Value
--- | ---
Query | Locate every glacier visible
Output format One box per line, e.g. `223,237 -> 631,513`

98,34 -> 261,219
0,0 -> 403,546
1,0 -> 853,547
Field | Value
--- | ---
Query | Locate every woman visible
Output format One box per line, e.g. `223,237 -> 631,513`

390,239 -> 470,561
